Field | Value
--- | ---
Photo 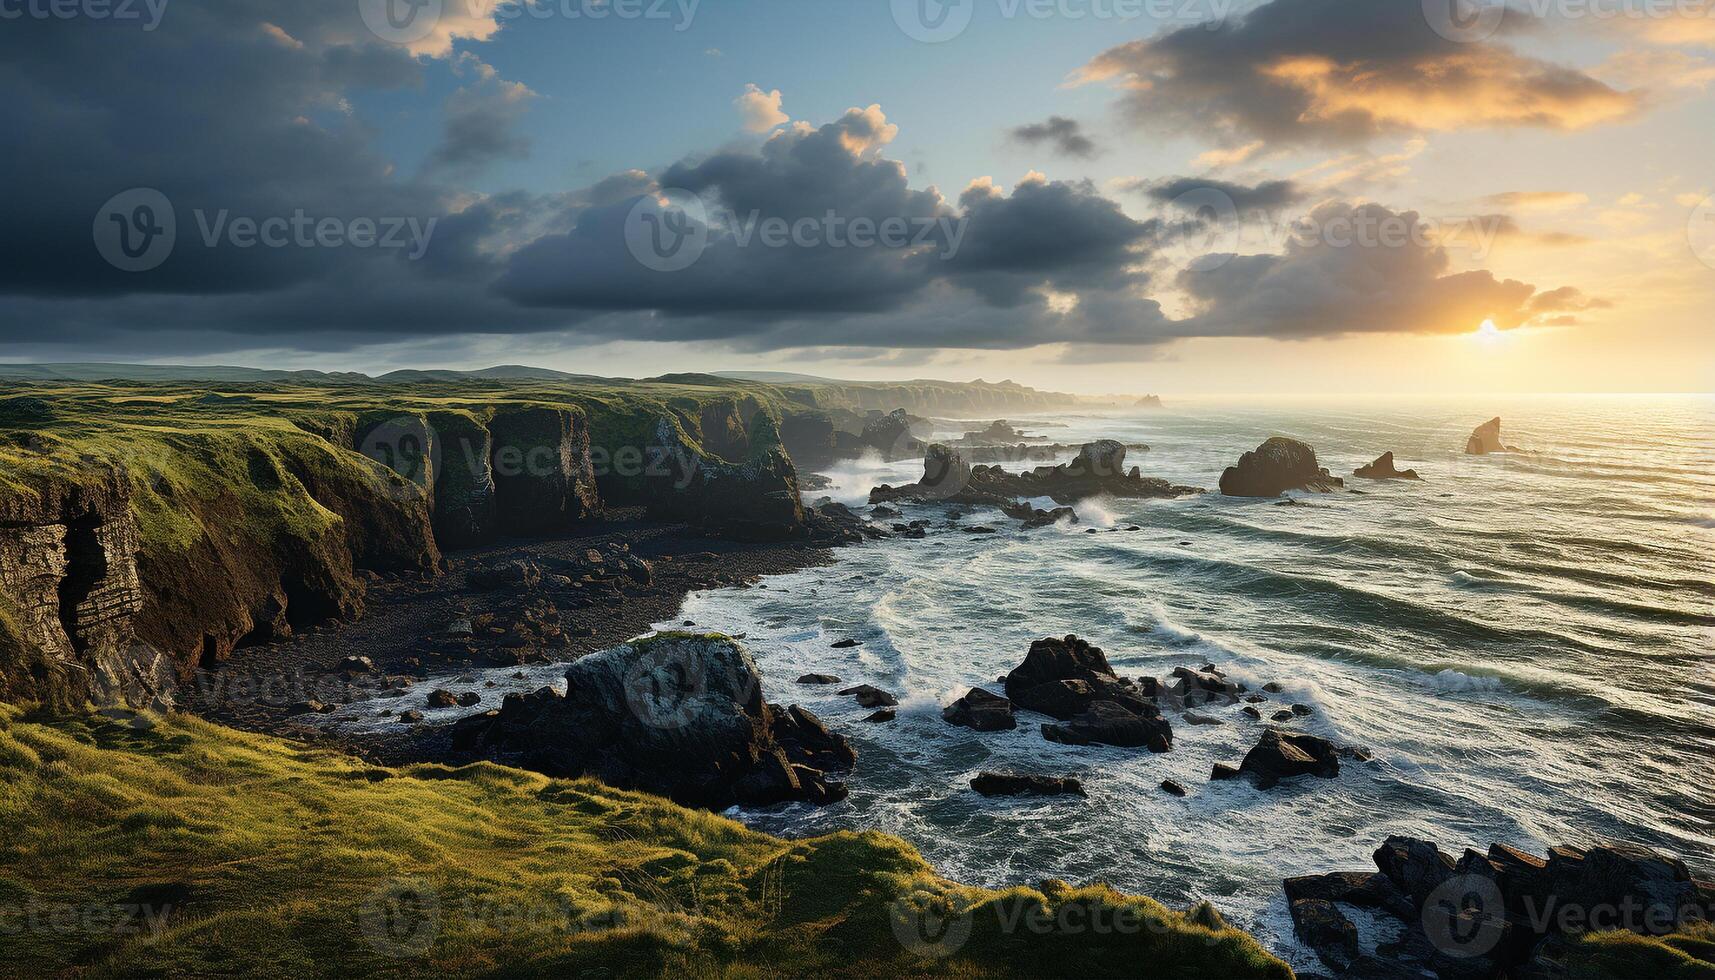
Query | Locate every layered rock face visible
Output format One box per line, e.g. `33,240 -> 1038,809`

0,474 -> 165,708
871,443 -> 1200,508
488,407 -> 601,536
1219,437 -> 1344,497
644,417 -> 805,539
451,634 -> 853,809
424,411 -> 497,548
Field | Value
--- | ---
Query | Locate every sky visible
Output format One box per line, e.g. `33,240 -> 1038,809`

2,0 -> 1712,394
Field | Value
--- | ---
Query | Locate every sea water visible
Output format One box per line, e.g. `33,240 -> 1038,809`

661,394 -> 1714,970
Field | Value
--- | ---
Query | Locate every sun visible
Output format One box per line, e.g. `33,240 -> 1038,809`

1477,319 -> 1500,338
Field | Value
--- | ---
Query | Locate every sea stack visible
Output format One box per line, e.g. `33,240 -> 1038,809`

1466,417 -> 1506,454
1353,452 -> 1420,480
1219,437 -> 1344,497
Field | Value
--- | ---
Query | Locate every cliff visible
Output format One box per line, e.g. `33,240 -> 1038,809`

0,380 -> 824,709
0,703 -> 1294,978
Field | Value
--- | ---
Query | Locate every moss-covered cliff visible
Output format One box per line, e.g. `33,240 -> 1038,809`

0,704 -> 1294,978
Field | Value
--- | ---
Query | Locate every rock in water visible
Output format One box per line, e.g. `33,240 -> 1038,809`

1219,437 -> 1344,497
1069,439 -> 1127,478
970,772 -> 1085,798
449,634 -> 853,810
1466,416 -> 1506,454
943,687 -> 1017,731
1238,728 -> 1341,787
1041,700 -> 1173,752
1353,452 -> 1420,480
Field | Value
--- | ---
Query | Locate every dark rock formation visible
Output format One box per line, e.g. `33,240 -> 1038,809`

488,406 -> 601,536
1042,701 -> 1173,751
942,687 -> 1017,731
1237,729 -> 1341,787
970,772 -> 1085,798
860,409 -> 926,459
778,411 -> 839,468
645,417 -> 805,540
796,673 -> 841,685
450,634 -> 852,809
1004,635 -> 1154,718
870,443 -> 1200,508
1354,452 -> 1420,480
1287,836 -> 1711,979
1001,501 -> 1079,529
1465,417 -> 1517,455
1219,437 -> 1344,497
840,684 -> 898,708
1161,779 -> 1188,797
423,410 -> 497,548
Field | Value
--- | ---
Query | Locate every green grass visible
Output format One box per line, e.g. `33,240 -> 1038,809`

1568,923 -> 1715,979
0,705 -> 1293,978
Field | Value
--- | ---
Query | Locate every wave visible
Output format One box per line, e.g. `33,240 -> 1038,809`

1427,668 -> 1507,693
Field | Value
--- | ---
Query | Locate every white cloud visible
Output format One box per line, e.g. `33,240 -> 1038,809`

734,84 -> 789,133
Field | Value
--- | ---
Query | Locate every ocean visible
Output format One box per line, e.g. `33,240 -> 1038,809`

661,395 -> 1715,971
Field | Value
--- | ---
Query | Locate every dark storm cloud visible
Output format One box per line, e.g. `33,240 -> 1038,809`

1171,202 -> 1599,337
0,1 -> 1593,359
1009,116 -> 1100,158
1073,0 -> 1639,147
1126,177 -> 1307,211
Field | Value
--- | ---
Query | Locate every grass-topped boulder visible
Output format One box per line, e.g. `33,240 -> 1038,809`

0,705 -> 1294,978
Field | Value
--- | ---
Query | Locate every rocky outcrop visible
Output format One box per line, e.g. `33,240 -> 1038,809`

860,409 -> 926,459
778,411 -> 839,468
1353,452 -> 1420,480
645,416 -> 804,540
1287,836 -> 1712,979
1219,437 -> 1343,497
943,687 -> 1017,731
970,772 -> 1085,798
450,634 -> 852,809
425,410 -> 497,548
488,406 -> 601,536
1004,635 -> 1172,752
871,443 -> 1200,508
0,472 -> 165,709
1237,729 -> 1341,787
1466,417 -> 1524,455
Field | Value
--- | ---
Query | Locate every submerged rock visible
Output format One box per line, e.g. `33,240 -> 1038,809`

1353,451 -> 1420,480
1041,700 -> 1173,752
449,634 -> 853,810
943,687 -> 1018,731
970,772 -> 1086,798
839,684 -> 898,708
1219,437 -> 1344,497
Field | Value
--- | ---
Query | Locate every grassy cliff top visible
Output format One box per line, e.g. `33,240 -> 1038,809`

0,705 -> 1292,978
